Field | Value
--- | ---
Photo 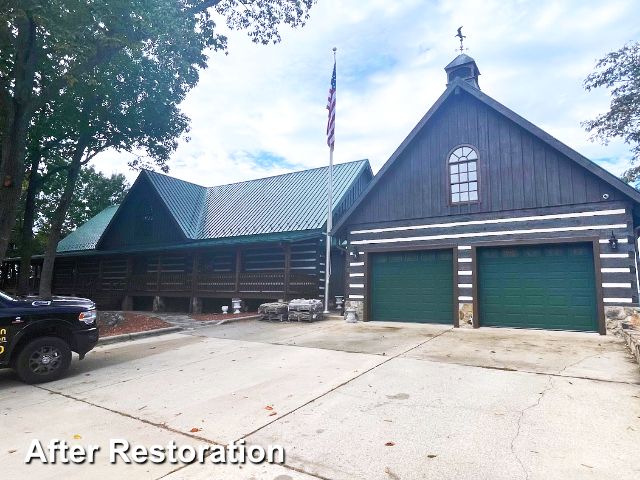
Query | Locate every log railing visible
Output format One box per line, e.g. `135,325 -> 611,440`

49,272 -> 318,297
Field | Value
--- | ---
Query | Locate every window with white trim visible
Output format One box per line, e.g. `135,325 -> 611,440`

449,145 -> 479,204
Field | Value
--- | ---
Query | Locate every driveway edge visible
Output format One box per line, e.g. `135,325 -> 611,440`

97,326 -> 183,346
621,328 -> 640,367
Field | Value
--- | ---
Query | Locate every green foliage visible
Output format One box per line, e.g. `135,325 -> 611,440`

583,42 -> 640,183
38,167 -> 129,238
12,167 -> 129,255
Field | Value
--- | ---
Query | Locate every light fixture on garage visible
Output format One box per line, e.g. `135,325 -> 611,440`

349,245 -> 361,261
609,231 -> 618,250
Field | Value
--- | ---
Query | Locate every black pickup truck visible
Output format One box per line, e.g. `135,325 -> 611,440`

0,290 -> 99,383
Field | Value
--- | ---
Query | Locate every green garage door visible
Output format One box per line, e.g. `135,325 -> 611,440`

371,249 -> 453,323
478,243 -> 598,331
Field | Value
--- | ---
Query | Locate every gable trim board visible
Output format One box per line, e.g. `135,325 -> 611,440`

332,78 -> 640,236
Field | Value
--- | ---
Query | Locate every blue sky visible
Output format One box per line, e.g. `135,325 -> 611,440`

92,0 -> 640,187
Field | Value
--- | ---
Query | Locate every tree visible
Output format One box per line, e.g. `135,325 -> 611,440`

0,0 -> 316,267
583,42 -> 640,184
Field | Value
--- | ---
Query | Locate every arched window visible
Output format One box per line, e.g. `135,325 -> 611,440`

448,145 -> 479,204
134,202 -> 154,243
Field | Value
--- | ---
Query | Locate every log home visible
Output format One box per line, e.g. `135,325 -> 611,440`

2,160 -> 372,312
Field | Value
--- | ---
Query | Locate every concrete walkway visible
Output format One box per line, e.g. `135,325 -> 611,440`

1,319 -> 639,480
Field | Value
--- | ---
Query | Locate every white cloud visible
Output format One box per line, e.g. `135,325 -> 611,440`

90,0 -> 640,186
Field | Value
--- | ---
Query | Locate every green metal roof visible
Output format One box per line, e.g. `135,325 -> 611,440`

144,171 -> 207,238
58,159 -> 371,253
57,205 -> 119,252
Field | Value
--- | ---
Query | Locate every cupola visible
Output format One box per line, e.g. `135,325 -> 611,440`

444,54 -> 480,90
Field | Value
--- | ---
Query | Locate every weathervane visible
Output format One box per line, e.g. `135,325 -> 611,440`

455,26 -> 468,54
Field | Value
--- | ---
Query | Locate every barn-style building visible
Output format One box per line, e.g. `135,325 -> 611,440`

333,54 -> 640,334
1,160 -> 372,312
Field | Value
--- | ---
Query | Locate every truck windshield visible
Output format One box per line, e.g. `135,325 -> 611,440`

0,291 -> 16,302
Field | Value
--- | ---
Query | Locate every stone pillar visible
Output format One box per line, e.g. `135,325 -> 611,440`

153,296 -> 165,313
458,302 -> 474,328
121,295 -> 133,311
605,306 -> 640,334
344,300 -> 364,321
191,297 -> 203,314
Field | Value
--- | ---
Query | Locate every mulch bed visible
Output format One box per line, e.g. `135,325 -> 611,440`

98,313 -> 172,337
188,313 -> 258,321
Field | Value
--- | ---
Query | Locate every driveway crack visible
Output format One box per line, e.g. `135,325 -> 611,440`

511,375 -> 554,480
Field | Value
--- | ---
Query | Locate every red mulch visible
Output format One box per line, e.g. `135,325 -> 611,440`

98,313 -> 172,337
189,313 -> 257,321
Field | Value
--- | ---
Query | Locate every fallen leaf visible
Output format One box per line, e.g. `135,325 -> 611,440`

175,413 -> 181,417
85,374 -> 90,376
385,442 -> 395,446
73,435 -> 82,440
269,412 -> 277,416
149,347 -> 156,350
265,406 -> 273,411
427,454 -> 437,458
190,428 -> 200,433
581,464 -> 593,469
8,450 -> 16,454
384,466 -> 389,474
383,419 -> 392,422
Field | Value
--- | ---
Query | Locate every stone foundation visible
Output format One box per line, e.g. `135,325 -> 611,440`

344,300 -> 364,321
459,302 -> 473,328
605,306 -> 640,334
152,296 -> 165,313
191,297 -> 203,314
121,295 -> 133,311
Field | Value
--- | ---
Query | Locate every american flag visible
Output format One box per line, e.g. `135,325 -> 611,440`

326,60 -> 336,148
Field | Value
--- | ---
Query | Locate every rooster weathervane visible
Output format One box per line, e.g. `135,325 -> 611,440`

455,26 -> 467,54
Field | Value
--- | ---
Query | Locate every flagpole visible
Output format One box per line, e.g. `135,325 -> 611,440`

324,47 -> 336,315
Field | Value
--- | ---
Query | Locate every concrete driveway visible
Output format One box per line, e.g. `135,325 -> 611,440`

1,318 -> 639,480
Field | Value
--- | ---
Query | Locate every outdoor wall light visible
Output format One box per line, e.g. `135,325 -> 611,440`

350,246 -> 361,261
609,231 -> 618,250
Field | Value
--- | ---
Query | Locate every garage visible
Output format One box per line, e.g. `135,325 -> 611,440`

370,249 -> 454,323
477,243 -> 599,331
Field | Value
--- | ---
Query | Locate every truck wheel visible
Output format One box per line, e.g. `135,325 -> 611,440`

16,337 -> 72,384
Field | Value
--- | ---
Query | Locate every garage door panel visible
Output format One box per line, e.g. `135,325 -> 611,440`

478,243 -> 598,332
371,249 -> 453,323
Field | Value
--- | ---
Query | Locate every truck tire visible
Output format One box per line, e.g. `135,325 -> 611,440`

15,337 -> 72,384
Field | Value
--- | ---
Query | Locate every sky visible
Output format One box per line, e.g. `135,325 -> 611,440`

92,0 -> 640,188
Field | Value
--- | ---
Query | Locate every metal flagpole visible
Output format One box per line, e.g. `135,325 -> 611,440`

324,48 -> 336,314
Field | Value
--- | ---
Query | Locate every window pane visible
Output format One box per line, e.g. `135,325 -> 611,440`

460,182 -> 469,192
469,171 -> 477,181
454,148 -> 464,158
468,161 -> 477,172
450,164 -> 458,174
452,193 -> 460,203
451,174 -> 459,183
462,147 -> 471,157
459,163 -> 467,173
452,184 -> 460,193
469,191 -> 478,201
470,181 -> 478,191
460,173 -> 468,182
460,192 -> 469,202
467,150 -> 478,160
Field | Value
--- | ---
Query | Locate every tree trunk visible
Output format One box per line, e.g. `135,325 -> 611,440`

38,141 -> 87,298
0,15 -> 39,262
17,157 -> 41,295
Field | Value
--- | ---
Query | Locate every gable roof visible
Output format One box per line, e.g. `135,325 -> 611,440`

58,205 -> 119,253
58,159 -> 372,253
332,78 -> 640,234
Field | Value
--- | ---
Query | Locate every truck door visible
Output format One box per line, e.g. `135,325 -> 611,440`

0,297 -> 21,363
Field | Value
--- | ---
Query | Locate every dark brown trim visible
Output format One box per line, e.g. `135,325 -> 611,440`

592,239 -> 606,335
473,236 -> 605,334
362,245 -> 457,326
453,253 -> 459,327
363,251 -> 370,322
471,246 -> 479,328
